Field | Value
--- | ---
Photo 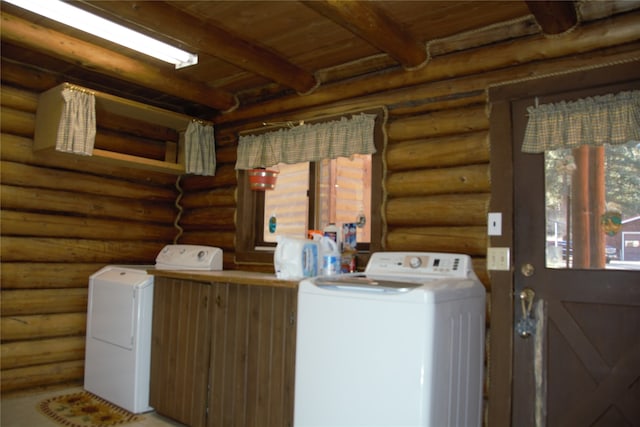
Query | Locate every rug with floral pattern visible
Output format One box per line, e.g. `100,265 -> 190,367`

37,391 -> 143,427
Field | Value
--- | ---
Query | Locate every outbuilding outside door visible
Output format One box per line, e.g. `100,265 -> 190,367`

510,79 -> 640,426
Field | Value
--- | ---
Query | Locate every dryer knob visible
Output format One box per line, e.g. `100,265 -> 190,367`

409,256 -> 422,268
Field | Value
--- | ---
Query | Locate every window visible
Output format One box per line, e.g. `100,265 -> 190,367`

260,154 -> 371,244
545,141 -> 640,269
521,89 -> 640,270
235,111 -> 385,265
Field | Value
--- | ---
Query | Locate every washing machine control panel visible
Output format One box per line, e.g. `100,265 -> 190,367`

364,252 -> 470,278
155,244 -> 223,270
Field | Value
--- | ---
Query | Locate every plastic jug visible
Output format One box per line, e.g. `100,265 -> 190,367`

320,236 -> 340,276
274,236 -> 319,280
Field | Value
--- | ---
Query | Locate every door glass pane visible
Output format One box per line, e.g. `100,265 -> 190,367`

545,140 -> 640,270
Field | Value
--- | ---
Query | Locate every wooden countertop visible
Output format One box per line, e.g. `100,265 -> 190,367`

148,269 -> 299,289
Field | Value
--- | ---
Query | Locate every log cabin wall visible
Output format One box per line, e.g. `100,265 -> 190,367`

171,147 -> 238,267
0,6 -> 638,422
0,83 -> 180,394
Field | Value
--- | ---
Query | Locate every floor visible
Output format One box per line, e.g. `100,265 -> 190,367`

0,386 -> 185,427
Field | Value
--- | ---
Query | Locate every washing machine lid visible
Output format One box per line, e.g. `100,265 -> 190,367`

312,274 -> 422,293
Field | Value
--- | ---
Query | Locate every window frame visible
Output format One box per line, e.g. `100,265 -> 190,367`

235,109 -> 385,267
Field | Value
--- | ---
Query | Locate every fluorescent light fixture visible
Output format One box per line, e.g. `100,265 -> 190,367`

4,0 -> 198,69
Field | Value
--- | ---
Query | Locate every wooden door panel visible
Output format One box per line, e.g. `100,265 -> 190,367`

547,300 -> 640,426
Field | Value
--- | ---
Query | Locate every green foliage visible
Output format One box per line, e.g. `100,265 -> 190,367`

605,142 -> 640,219
545,140 -> 640,236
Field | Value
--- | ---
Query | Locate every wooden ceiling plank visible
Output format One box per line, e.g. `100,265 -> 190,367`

302,0 -> 428,69
525,0 -> 578,35
0,11 -> 236,111
217,12 -> 640,123
83,1 -> 318,94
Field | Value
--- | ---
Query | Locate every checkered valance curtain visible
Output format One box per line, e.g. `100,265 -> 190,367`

55,86 -> 96,156
185,121 -> 216,176
235,113 -> 377,170
522,90 -> 640,153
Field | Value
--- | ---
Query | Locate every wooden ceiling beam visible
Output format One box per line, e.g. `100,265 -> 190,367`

82,1 -> 318,94
0,59 -> 61,93
0,11 -> 237,111
302,0 -> 428,69
525,0 -> 578,35
217,12 -> 640,123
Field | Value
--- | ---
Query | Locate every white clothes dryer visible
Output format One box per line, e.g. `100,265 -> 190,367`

84,265 -> 154,414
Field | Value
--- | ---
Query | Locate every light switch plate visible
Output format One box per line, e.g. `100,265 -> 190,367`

487,247 -> 510,271
488,212 -> 502,236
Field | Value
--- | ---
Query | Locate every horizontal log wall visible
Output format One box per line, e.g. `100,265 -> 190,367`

176,164 -> 238,268
384,103 -> 490,258
213,31 -> 639,279
0,84 -> 179,394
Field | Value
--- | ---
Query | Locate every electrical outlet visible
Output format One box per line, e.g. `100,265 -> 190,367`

487,247 -> 510,271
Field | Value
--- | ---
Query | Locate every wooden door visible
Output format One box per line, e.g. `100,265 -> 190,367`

510,81 -> 640,426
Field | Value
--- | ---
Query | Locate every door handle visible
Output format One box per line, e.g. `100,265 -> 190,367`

516,288 -> 536,338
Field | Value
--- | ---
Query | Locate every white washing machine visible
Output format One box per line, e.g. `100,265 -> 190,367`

84,244 -> 223,414
294,251 -> 486,427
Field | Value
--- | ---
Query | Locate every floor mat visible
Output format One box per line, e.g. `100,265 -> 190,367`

37,391 -> 144,427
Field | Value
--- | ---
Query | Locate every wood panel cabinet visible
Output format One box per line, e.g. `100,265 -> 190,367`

150,277 -> 297,427
149,277 -> 211,426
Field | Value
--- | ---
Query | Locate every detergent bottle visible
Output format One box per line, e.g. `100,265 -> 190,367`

274,236 -> 319,280
320,236 -> 340,276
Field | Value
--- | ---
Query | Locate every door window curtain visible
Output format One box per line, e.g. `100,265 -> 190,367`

522,90 -> 640,153
55,86 -> 96,156
185,121 -> 216,176
522,89 -> 639,270
235,112 -> 377,169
